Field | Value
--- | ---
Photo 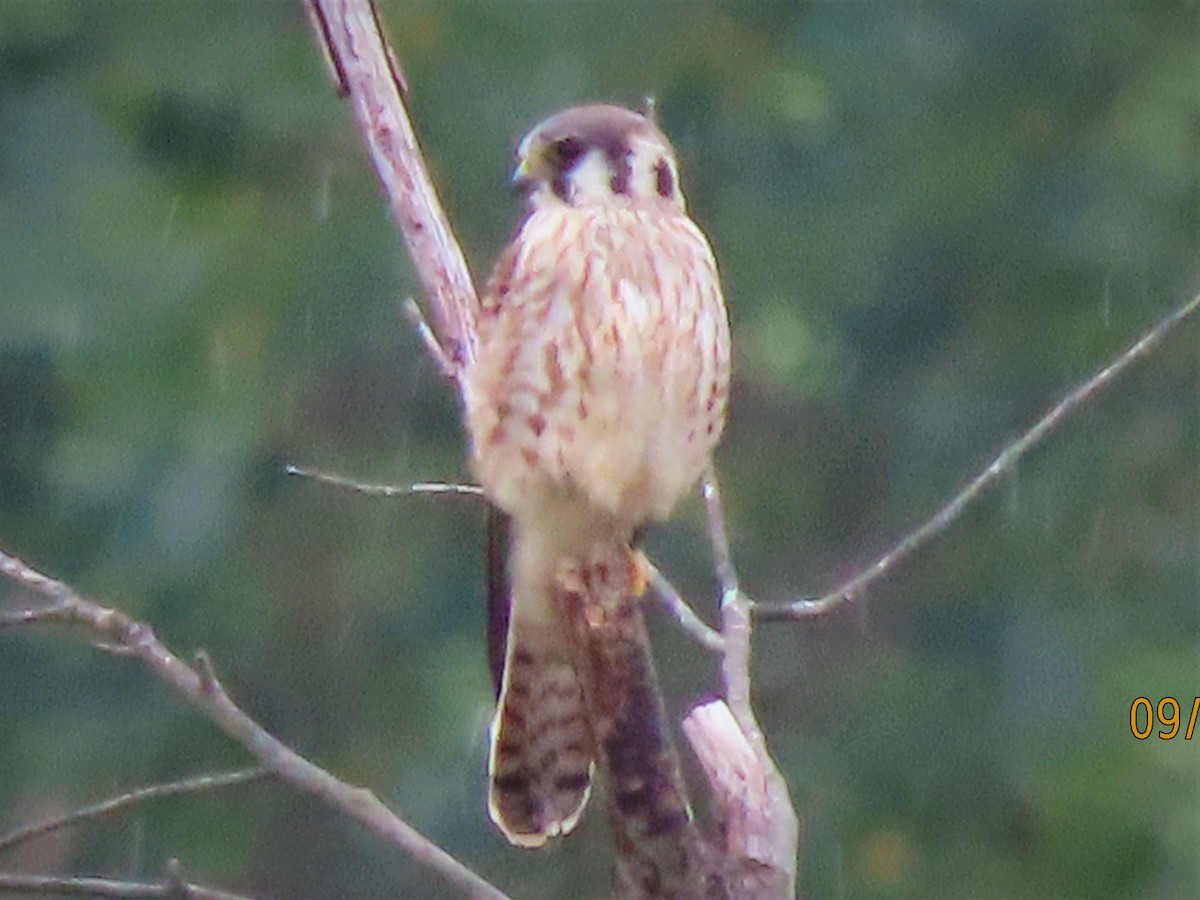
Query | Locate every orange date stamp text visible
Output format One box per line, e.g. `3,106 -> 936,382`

1130,697 -> 1199,740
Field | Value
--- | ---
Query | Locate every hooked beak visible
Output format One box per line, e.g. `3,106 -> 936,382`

511,157 -> 535,194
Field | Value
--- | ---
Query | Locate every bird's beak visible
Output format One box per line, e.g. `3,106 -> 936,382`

511,157 -> 535,194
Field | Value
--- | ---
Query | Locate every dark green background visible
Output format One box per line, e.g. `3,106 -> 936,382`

1,2 -> 1196,898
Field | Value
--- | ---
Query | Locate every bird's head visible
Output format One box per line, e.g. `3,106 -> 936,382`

512,104 -> 684,210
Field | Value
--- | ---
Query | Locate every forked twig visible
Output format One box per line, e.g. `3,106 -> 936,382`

0,550 -> 511,900
0,768 -> 269,855
755,290 -> 1200,620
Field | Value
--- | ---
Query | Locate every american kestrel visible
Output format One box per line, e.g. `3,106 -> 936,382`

462,104 -> 731,847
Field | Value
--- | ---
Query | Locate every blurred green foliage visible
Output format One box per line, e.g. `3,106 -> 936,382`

1,2 -> 1196,898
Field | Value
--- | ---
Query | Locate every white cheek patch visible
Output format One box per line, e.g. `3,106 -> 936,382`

567,150 -> 615,199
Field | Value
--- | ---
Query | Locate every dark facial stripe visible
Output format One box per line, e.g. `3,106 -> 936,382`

606,145 -> 631,195
551,174 -> 570,202
654,158 -> 675,198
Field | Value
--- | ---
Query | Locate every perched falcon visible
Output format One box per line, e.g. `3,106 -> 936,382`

462,104 -> 731,848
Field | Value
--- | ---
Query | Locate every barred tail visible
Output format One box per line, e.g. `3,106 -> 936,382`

487,521 -> 594,847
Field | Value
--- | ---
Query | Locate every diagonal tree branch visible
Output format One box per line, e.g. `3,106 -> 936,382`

305,0 -> 480,372
755,289 -> 1200,621
0,550 -> 511,900
0,769 -> 269,856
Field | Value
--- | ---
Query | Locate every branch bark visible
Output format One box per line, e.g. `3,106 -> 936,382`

305,0 -> 479,372
0,550 -> 511,900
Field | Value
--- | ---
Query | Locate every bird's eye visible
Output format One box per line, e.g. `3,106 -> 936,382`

551,137 -> 585,166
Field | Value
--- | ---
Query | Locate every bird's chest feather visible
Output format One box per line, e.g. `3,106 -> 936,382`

466,206 -> 730,527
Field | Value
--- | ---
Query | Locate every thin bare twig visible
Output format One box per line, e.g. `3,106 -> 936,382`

755,289 -> 1200,621
0,872 -> 252,900
306,0 -> 480,371
0,550 -> 511,900
285,464 -> 484,497
402,297 -> 458,378
643,560 -> 725,652
0,769 -> 269,855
